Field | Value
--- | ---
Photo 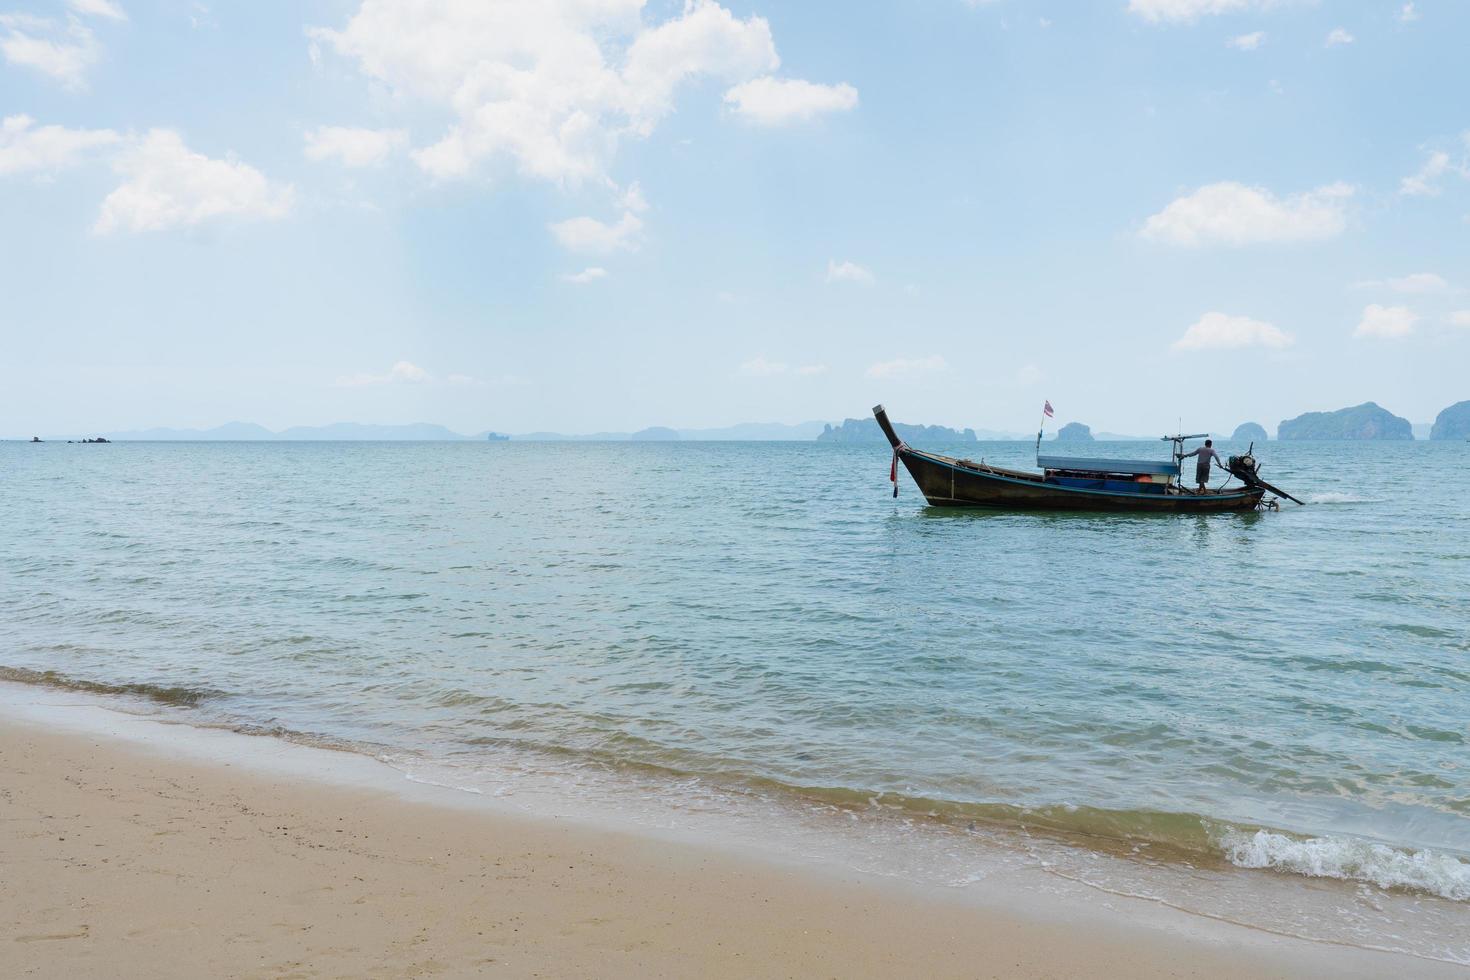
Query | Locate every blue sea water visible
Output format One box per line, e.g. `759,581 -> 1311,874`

3,437 -> 1468,958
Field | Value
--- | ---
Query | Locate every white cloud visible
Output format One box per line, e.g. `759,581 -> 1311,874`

618,181 -> 649,213
0,13 -> 101,89
68,0 -> 126,20
335,360 -> 434,387
795,363 -> 828,376
724,76 -> 858,125
94,129 -> 293,234
1172,312 -> 1293,352
825,259 -> 873,284
1381,272 -> 1449,294
0,114 -> 118,176
1398,3 -> 1419,23
1127,0 -> 1261,24
310,0 -> 823,187
866,355 -> 947,380
1449,311 -> 1470,328
1141,181 -> 1353,246
548,211 -> 642,252
303,126 -> 407,167
1354,304 -> 1417,340
1227,31 -> 1265,50
561,266 -> 608,284
1399,149 -> 1464,197
1324,27 -> 1353,47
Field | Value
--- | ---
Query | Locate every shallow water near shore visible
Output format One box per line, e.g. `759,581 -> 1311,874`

3,438 -> 1468,962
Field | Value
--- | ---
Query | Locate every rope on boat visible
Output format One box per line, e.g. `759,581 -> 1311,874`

890,443 -> 906,498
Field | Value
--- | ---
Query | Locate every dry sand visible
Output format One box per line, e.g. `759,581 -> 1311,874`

1,709 -> 1459,979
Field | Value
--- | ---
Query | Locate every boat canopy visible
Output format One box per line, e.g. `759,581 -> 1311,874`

1036,455 -> 1178,477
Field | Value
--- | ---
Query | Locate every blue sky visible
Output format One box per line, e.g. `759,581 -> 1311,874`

2,0 -> 1467,436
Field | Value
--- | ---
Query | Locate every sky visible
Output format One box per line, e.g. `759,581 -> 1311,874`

2,0 -> 1468,437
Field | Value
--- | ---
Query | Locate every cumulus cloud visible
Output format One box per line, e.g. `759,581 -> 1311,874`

334,360 -> 434,387
560,266 -> 608,284
825,259 -> 873,284
68,0 -> 126,20
1127,0 -> 1262,24
1358,272 -> 1450,294
308,0 -> 839,187
866,355 -> 946,380
94,129 -> 293,234
548,211 -> 642,252
1324,27 -> 1353,47
724,76 -> 858,125
1399,149 -> 1465,197
303,126 -> 407,167
1172,312 -> 1293,352
0,113 -> 118,176
1398,3 -> 1419,23
1354,304 -> 1417,339
1141,181 -> 1352,246
1227,31 -> 1264,50
0,13 -> 101,89
618,181 -> 649,213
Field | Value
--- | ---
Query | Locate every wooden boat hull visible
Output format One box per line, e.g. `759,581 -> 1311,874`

896,447 -> 1265,512
873,404 -> 1265,512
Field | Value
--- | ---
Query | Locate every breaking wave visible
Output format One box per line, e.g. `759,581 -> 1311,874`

1220,828 -> 1470,902
1305,491 -> 1378,504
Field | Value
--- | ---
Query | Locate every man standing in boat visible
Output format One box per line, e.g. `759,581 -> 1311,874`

1179,439 -> 1225,493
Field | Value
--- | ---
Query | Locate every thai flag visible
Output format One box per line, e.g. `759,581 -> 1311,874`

1043,400 -> 1054,418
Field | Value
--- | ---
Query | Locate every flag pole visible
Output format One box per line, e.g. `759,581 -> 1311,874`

1036,400 -> 1051,463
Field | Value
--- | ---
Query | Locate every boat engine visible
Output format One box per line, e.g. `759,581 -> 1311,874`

1226,445 -> 1304,506
1226,451 -> 1260,484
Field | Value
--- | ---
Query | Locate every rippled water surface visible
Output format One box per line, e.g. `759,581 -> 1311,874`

3,438 -> 1468,954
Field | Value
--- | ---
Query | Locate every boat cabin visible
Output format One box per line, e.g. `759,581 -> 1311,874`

1036,455 -> 1178,495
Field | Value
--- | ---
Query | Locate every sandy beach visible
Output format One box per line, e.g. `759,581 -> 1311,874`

2,701 -> 1457,979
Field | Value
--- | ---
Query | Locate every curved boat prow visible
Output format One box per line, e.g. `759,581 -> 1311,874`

872,404 -> 903,448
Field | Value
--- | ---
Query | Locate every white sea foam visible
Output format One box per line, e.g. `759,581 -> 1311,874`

1305,491 -> 1376,504
1220,829 -> 1470,902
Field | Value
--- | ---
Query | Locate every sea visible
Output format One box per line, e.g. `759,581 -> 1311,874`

3,437 -> 1468,964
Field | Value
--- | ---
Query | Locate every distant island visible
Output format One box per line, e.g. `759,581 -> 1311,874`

18,402 -> 1460,444
81,420 -> 840,442
1429,401 -> 1470,441
1278,403 -> 1413,441
631,426 -> 680,441
98,421 -> 492,442
818,418 -> 977,443
519,421 -> 832,441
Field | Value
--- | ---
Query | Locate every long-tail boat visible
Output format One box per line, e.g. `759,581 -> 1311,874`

873,404 -> 1301,512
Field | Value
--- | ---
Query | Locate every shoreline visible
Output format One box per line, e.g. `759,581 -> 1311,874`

2,690 -> 1462,977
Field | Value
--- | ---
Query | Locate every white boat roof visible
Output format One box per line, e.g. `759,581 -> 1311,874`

1037,455 -> 1178,476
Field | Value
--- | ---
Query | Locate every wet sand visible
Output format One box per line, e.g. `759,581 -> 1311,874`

1,707 -> 1458,979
